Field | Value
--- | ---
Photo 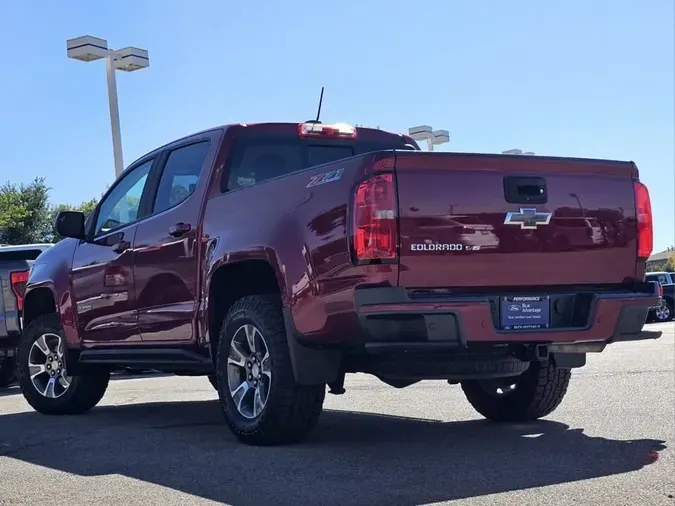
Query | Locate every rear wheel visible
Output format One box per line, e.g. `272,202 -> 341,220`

654,299 -> 673,322
0,356 -> 17,387
17,314 -> 110,415
461,360 -> 570,422
216,294 -> 325,446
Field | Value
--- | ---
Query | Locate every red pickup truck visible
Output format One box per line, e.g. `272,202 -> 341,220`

17,121 -> 662,445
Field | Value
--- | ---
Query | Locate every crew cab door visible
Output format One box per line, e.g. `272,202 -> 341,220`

132,133 -> 219,343
71,158 -> 155,345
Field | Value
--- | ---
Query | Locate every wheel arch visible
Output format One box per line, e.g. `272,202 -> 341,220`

206,258 -> 282,363
23,285 -> 58,327
205,257 -> 341,385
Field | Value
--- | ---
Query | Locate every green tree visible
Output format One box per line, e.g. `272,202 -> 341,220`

0,177 -> 51,244
665,255 -> 675,272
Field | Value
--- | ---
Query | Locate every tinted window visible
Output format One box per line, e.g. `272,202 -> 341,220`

95,160 -> 153,235
225,137 -> 410,190
308,145 -> 353,167
154,142 -> 210,214
0,249 -> 46,261
647,274 -> 669,285
227,142 -> 303,190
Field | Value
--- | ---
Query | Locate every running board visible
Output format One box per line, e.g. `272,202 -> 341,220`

77,348 -> 214,374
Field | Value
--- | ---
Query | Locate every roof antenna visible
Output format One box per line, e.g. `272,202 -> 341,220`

306,87 -> 324,124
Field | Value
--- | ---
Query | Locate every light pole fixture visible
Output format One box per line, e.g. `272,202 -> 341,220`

67,35 -> 150,178
502,149 -> 535,155
408,125 -> 450,151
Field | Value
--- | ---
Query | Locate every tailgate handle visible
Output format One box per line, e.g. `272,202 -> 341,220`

503,176 -> 548,204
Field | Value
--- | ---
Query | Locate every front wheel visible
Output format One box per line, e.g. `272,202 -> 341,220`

461,361 -> 571,422
17,314 -> 110,415
216,294 -> 325,446
0,356 -> 17,387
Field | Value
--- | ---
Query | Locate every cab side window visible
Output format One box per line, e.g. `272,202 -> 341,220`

153,142 -> 210,214
226,142 -> 303,190
94,159 -> 153,235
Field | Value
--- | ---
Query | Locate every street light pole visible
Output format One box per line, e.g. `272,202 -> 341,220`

67,36 -> 150,179
105,52 -> 124,177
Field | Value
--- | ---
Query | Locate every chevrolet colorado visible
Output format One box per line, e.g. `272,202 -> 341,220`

17,121 -> 661,445
0,244 -> 52,387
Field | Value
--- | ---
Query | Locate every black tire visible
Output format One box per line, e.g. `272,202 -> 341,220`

208,374 -> 218,390
216,294 -> 325,446
17,314 -> 110,415
0,356 -> 17,387
461,360 -> 570,422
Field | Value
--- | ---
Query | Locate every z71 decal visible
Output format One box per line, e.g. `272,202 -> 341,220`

306,168 -> 344,188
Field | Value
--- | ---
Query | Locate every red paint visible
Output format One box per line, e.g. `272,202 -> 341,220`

23,122 -> 655,351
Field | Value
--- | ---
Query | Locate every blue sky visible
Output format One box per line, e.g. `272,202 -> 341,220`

1,0 -> 673,251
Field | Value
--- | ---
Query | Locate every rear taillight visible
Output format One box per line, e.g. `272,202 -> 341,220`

353,173 -> 398,262
657,284 -> 663,298
10,270 -> 29,311
634,181 -> 653,259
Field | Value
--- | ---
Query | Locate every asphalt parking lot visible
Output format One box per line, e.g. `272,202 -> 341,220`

0,323 -> 673,506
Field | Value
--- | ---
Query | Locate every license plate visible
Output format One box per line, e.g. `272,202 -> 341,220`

499,296 -> 550,330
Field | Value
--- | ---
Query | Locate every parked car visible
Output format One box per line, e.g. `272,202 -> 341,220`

645,272 -> 674,323
17,121 -> 661,446
646,271 -> 675,286
0,243 -> 52,387
652,283 -> 674,322
550,216 -> 604,249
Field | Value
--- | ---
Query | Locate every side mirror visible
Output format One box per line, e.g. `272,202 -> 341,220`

54,211 -> 86,240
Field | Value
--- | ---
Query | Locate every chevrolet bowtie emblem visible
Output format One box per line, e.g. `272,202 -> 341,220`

503,207 -> 552,230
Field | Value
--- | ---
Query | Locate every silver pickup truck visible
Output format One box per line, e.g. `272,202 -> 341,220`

0,244 -> 52,387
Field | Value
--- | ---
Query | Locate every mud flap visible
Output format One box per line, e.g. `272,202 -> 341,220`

282,308 -> 342,385
551,353 -> 586,369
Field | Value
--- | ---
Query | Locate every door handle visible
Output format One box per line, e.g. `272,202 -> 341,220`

112,240 -> 131,254
169,223 -> 192,237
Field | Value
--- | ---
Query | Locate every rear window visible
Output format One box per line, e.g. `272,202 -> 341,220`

223,137 -> 410,191
0,249 -> 46,261
647,274 -> 670,285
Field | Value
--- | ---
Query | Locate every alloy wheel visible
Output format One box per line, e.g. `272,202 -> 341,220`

655,301 -> 671,321
227,324 -> 272,419
28,333 -> 72,399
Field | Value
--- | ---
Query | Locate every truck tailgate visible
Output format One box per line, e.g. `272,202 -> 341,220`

394,152 -> 639,288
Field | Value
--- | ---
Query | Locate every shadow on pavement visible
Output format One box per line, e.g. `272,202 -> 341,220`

0,400 -> 666,505
0,384 -> 19,397
110,371 -> 174,381
0,372 -> 172,395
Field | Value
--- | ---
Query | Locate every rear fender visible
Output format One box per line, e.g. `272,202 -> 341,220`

24,280 -> 79,350
201,220 -> 341,385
